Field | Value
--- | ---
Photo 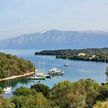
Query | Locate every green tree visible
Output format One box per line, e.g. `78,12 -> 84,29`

14,87 -> 37,96
31,83 -> 50,97
96,84 -> 108,101
94,101 -> 108,108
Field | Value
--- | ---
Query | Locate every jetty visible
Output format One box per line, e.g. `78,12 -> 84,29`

0,72 -> 35,82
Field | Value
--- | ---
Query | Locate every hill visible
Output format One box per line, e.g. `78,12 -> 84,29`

0,30 -> 108,49
0,52 -> 34,79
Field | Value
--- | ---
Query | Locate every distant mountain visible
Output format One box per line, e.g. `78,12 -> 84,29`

0,30 -> 108,49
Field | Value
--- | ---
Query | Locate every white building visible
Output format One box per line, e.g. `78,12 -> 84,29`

78,53 -> 86,56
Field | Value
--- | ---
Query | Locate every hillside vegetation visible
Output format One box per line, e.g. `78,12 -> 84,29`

0,52 -> 34,79
35,48 -> 108,63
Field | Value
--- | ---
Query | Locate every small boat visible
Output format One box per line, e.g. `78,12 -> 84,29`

64,63 -> 69,67
28,72 -> 45,80
48,68 -> 64,75
3,70 -> 12,93
3,87 -> 12,93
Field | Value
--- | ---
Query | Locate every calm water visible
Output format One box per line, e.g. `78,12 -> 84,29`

0,49 -> 107,98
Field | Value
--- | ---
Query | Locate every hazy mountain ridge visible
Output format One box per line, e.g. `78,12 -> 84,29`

0,30 -> 108,49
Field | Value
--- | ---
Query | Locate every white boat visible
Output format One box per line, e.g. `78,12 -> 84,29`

64,63 -> 69,67
64,56 -> 69,67
3,87 -> 11,93
48,68 -> 64,75
3,70 -> 12,93
28,72 -> 45,80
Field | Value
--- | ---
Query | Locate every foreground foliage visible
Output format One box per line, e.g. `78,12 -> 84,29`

94,101 -> 108,108
1,79 -> 108,108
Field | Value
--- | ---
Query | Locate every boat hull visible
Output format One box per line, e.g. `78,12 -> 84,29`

28,76 -> 45,80
3,87 -> 12,93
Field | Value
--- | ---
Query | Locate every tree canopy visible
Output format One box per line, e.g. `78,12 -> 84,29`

0,52 -> 35,79
1,79 -> 108,108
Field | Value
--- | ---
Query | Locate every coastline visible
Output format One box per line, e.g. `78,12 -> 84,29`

0,72 -> 35,82
35,54 -> 108,63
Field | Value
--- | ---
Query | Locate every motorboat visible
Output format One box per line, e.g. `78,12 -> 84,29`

48,68 -> 64,75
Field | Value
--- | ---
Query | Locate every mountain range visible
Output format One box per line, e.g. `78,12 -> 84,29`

0,30 -> 108,49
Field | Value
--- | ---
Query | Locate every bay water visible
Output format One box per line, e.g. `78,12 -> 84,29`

0,49 -> 106,98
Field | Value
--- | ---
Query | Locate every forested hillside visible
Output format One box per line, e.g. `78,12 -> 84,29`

0,52 -> 34,78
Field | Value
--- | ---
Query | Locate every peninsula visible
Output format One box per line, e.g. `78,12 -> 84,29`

0,52 -> 35,81
35,48 -> 108,63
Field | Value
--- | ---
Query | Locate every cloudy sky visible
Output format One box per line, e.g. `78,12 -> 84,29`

0,0 -> 108,39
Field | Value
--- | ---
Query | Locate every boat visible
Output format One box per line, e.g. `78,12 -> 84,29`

48,68 -> 64,75
64,63 -> 69,67
3,70 -> 12,93
28,56 -> 47,80
45,74 -> 51,79
64,56 -> 69,67
3,87 -> 11,93
28,72 -> 45,80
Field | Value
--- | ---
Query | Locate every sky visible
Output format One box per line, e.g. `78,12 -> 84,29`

0,0 -> 108,39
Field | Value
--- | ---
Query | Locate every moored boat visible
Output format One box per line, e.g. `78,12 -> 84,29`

64,63 -> 69,67
45,74 -> 51,79
28,72 -> 45,80
48,67 -> 64,75
3,87 -> 12,93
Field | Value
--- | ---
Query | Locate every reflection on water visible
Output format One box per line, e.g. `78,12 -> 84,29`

0,77 -> 28,89
0,49 -> 107,98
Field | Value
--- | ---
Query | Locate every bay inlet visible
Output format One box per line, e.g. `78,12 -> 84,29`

0,49 -> 107,98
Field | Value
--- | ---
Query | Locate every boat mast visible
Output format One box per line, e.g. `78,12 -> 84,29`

38,61 -> 40,72
43,56 -> 44,72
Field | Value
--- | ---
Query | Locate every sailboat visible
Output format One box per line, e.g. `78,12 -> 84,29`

28,57 -> 46,80
3,87 -> 11,93
3,70 -> 12,93
64,56 -> 69,67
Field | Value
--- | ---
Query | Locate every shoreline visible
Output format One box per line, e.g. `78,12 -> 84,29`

0,72 -> 35,82
35,54 -> 108,63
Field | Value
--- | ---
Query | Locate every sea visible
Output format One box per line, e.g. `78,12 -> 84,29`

0,49 -> 107,98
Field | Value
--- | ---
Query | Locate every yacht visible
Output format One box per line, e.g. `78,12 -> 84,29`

48,68 -> 64,75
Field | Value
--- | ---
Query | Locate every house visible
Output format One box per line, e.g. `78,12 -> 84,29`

78,53 -> 86,56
